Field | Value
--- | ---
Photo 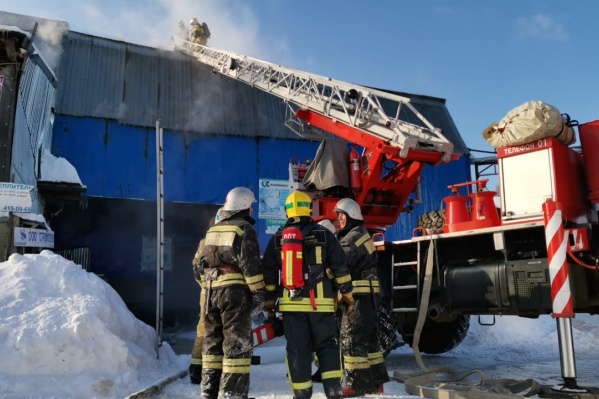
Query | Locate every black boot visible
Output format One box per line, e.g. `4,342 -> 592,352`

189,364 -> 202,384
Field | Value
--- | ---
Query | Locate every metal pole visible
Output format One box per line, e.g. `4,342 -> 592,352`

556,317 -> 576,379
155,120 -> 165,358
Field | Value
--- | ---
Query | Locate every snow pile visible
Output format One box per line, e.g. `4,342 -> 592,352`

0,251 -> 186,398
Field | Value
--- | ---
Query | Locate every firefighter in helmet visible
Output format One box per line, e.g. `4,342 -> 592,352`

262,190 -> 354,399
334,198 -> 389,397
190,17 -> 208,45
189,208 -> 223,384
197,187 -> 265,399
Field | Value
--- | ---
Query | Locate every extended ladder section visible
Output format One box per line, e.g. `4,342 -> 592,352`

173,38 -> 454,162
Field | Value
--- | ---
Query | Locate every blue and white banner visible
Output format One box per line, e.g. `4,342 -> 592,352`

14,227 -> 55,248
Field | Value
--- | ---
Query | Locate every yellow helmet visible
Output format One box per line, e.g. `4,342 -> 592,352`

285,191 -> 312,218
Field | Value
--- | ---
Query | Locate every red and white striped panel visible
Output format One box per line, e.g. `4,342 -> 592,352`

542,199 -> 574,317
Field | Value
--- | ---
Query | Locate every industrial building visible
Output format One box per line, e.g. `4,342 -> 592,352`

0,11 -> 470,326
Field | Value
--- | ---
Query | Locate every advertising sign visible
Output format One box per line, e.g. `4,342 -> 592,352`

0,183 -> 34,213
14,227 -> 55,248
258,179 -> 290,219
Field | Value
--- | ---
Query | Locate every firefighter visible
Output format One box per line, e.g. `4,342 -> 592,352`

262,190 -> 354,399
189,208 -> 223,384
334,198 -> 389,397
197,187 -> 265,399
190,17 -> 208,45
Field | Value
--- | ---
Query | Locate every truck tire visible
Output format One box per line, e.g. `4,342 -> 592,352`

416,210 -> 445,235
401,314 -> 470,354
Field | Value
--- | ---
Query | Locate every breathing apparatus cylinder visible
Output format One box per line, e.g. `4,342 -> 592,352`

281,226 -> 304,294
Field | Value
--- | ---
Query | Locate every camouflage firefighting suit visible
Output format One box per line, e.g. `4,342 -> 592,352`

196,210 -> 265,399
337,223 -> 389,392
262,216 -> 353,399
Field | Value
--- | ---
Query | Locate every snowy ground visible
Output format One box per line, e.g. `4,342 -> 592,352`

2,251 -> 599,399
157,316 -> 599,399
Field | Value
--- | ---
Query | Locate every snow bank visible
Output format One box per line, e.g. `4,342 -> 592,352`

0,251 -> 186,399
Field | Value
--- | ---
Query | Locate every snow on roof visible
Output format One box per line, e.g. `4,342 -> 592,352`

40,149 -> 84,185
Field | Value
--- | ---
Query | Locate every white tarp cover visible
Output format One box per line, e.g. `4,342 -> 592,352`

482,100 -> 576,149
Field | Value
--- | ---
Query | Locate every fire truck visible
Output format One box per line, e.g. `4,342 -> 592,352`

173,37 -> 599,388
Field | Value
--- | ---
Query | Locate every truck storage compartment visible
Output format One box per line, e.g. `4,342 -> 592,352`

444,258 -> 553,313
443,261 -> 510,312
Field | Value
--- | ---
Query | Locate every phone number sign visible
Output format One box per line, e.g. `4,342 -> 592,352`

14,227 -> 55,248
0,183 -> 33,213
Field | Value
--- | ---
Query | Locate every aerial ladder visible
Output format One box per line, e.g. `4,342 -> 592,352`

172,37 -> 457,227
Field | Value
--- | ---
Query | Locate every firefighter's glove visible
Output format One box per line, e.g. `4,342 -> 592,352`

251,290 -> 266,317
339,291 -> 355,315
263,299 -> 277,313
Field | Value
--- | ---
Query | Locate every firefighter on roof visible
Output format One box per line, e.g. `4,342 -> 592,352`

262,190 -> 354,399
189,208 -> 222,384
197,188 -> 265,399
334,198 -> 389,397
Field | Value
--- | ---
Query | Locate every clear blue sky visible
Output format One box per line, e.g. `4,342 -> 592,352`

3,0 -> 599,156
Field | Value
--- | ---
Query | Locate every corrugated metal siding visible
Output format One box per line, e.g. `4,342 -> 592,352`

55,32 -> 295,139
52,31 -> 473,245
52,114 -> 470,246
11,56 -> 56,211
55,32 -> 466,149
51,116 -> 321,204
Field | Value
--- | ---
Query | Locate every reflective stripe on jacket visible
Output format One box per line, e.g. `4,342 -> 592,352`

199,217 -> 264,292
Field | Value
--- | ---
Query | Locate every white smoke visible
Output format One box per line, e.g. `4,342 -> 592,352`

35,20 -> 68,70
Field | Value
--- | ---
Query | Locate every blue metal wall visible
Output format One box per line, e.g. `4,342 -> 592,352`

52,115 -> 471,249
52,115 -> 323,250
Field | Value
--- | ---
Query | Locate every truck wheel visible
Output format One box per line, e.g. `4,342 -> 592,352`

416,210 -> 445,235
401,315 -> 470,354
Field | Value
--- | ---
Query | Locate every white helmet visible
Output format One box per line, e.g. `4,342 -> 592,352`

190,18 -> 198,25
222,187 -> 256,211
334,198 -> 363,221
